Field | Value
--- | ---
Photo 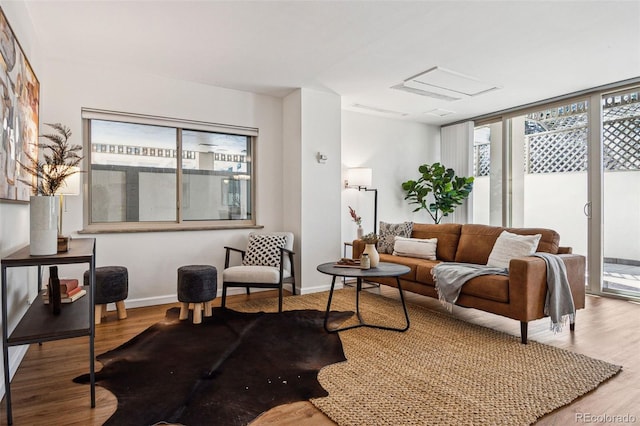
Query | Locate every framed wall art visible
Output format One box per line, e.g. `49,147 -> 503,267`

0,6 -> 39,202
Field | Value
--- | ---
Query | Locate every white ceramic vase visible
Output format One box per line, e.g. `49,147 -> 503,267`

363,243 -> 380,267
30,195 -> 59,256
357,225 -> 363,239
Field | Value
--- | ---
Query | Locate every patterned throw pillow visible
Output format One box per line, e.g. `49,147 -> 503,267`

242,234 -> 288,268
377,221 -> 414,254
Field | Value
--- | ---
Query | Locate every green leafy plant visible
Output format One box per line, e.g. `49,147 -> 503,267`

18,123 -> 83,196
401,162 -> 474,224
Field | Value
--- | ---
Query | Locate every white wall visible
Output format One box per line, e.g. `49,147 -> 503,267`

283,89 -> 342,293
301,90 -> 342,291
282,90 -> 303,288
341,110 -> 440,246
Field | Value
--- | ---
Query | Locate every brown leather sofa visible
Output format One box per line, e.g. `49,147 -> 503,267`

352,223 -> 586,343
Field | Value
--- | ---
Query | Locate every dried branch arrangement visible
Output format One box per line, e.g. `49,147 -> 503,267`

19,123 -> 83,196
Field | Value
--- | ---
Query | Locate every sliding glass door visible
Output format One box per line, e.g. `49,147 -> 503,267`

510,100 -> 589,264
601,88 -> 640,297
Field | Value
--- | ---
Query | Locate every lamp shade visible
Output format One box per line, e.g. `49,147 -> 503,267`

56,167 -> 81,195
347,167 -> 372,188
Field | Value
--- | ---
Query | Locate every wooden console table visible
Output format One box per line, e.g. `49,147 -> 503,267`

1,238 -> 96,425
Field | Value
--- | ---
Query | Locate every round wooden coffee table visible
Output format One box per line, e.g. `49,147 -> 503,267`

317,261 -> 411,333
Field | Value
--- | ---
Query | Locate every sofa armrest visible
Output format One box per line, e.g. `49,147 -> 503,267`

558,246 -> 573,254
508,253 -> 586,322
352,239 -> 365,259
558,253 -> 586,309
507,257 -> 548,321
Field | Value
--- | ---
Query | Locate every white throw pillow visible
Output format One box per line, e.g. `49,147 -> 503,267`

486,231 -> 542,269
393,236 -> 438,260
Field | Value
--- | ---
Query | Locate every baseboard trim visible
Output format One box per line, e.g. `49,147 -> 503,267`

298,283 -> 334,295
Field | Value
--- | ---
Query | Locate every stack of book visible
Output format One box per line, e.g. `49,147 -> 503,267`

334,258 -> 362,268
43,278 -> 87,304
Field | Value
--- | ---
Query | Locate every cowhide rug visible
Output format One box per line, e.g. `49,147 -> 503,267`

74,307 -> 353,425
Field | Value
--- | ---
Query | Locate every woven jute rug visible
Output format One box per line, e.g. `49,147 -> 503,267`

236,288 -> 622,425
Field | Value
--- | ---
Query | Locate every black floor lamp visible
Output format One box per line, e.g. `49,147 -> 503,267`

347,167 -> 378,235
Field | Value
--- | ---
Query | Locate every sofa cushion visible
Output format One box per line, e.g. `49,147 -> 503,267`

378,253 -> 421,281
455,224 -> 559,264
416,261 -> 440,285
459,274 -> 510,303
393,237 -> 437,260
487,231 -> 541,268
411,223 -> 462,262
377,221 -> 413,254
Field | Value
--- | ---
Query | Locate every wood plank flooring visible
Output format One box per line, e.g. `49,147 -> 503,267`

1,287 -> 639,425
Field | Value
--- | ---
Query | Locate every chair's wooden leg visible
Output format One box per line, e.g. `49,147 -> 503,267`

116,300 -> 127,320
193,303 -> 203,324
221,285 -> 227,309
95,304 -> 103,325
204,300 -> 213,317
179,302 -> 190,320
520,321 -> 528,344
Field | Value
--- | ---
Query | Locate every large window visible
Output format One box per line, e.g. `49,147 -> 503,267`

83,109 -> 255,231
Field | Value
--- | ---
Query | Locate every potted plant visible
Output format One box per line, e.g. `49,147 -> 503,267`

401,162 -> 474,224
361,232 -> 380,267
19,123 -> 82,255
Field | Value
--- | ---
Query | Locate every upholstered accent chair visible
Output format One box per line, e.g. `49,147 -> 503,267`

221,232 -> 296,312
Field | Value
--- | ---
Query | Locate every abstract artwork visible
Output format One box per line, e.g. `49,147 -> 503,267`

0,6 -> 39,202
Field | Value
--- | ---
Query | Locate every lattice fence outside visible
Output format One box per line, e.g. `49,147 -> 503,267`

525,100 -> 589,174
474,92 -> 639,176
602,91 -> 640,171
473,142 -> 490,177
527,127 -> 588,173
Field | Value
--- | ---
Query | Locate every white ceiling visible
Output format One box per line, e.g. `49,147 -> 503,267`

23,0 -> 640,125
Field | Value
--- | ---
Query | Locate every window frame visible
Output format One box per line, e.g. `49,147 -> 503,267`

80,109 -> 258,234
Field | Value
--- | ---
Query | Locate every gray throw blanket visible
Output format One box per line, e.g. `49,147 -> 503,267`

432,253 -> 575,333
532,252 -> 576,333
432,263 -> 508,310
